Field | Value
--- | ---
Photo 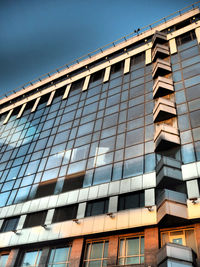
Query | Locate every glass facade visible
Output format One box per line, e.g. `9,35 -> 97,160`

171,31 -> 200,163
0,8 -> 200,267
0,52 -> 155,207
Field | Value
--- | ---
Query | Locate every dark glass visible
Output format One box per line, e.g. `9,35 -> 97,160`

118,191 -> 144,211
0,217 -> 19,232
62,173 -> 84,192
23,210 -> 47,228
85,199 -> 108,217
52,205 -> 77,223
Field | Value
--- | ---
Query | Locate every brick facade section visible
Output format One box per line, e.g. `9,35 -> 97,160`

6,249 -> 20,267
69,238 -> 84,267
144,227 -> 159,267
38,247 -> 50,267
195,223 -> 200,267
107,235 -> 118,266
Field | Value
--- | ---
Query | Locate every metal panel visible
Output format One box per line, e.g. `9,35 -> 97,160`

45,209 -> 55,225
63,84 -> 71,99
98,183 -> 109,198
182,163 -> 198,181
67,190 -> 79,204
124,57 -> 131,74
0,220 -> 3,230
46,90 -> 56,106
130,175 -> 143,191
78,188 -> 89,202
16,215 -> 26,230
57,192 -> 69,207
157,242 -> 194,266
145,48 -> 152,65
103,66 -> 111,83
120,179 -> 131,194
17,103 -> 27,119
3,109 -> 13,124
108,181 -> 120,195
186,179 -> 200,199
77,202 -> 86,219
143,172 -> 156,189
88,186 -> 99,200
31,97 -> 41,112
195,27 -> 200,44
145,188 -> 155,207
82,75 -> 90,91
48,195 -> 58,209
108,196 -> 118,213
5,205 -> 16,217
169,38 -> 177,54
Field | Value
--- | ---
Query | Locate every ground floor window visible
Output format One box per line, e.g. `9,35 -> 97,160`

83,240 -> 108,266
0,254 -> 9,267
48,246 -> 71,266
161,228 -> 197,253
20,250 -> 42,267
118,235 -> 144,265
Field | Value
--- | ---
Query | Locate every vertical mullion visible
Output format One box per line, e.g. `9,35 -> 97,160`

63,84 -> 71,99
31,97 -> 41,112
47,90 -> 56,106
17,103 -> 27,119
3,109 -> 13,124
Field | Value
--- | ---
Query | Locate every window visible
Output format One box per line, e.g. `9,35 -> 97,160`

111,61 -> 123,74
48,246 -> 71,266
52,205 -> 77,223
0,217 -> 19,233
0,254 -> 9,267
23,211 -> 47,228
118,236 -> 144,265
176,30 -> 196,46
62,172 -> 84,192
35,179 -> 57,199
85,199 -> 109,217
161,228 -> 197,253
83,240 -> 108,266
20,250 -> 42,267
118,191 -> 144,211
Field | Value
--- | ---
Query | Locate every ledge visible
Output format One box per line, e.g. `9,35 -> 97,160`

154,124 -> 180,151
153,98 -> 176,122
153,76 -> 174,98
152,43 -> 170,62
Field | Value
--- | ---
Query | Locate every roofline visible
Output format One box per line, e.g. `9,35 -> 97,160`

0,2 -> 200,106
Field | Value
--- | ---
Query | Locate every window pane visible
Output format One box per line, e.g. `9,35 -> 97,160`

54,247 -> 70,262
21,250 -> 41,266
127,238 -> 139,255
185,230 -> 197,253
126,256 -> 139,264
0,254 -> 9,267
90,242 -> 103,259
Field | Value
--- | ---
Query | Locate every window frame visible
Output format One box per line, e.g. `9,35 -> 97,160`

160,227 -> 197,252
20,249 -> 42,267
47,245 -> 72,267
0,216 -> 19,233
83,239 -> 109,267
118,235 -> 144,265
85,198 -> 109,217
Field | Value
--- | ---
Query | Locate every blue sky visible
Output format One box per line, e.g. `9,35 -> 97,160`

0,0 -> 195,96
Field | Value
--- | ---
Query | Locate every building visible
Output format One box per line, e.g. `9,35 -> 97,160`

0,2 -> 200,267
